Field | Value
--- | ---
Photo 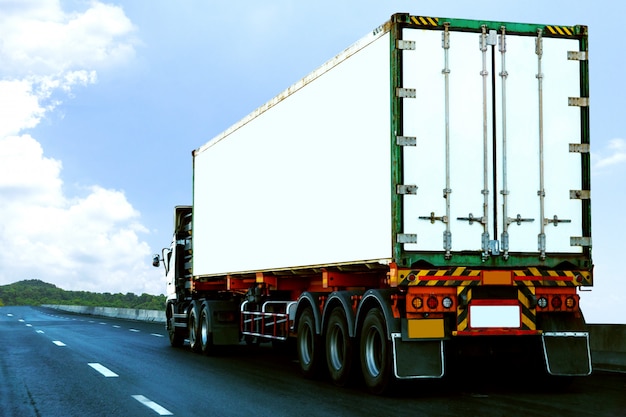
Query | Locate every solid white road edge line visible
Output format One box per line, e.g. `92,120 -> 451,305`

132,395 -> 173,416
88,363 -> 119,378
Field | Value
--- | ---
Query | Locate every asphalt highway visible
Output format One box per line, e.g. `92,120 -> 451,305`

1,306 -> 624,416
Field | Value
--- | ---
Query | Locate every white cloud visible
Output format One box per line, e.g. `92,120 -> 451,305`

0,80 -> 45,136
0,134 -> 63,205
0,0 -> 137,75
0,72 -> 96,137
0,1 -> 160,294
593,138 -> 626,171
0,134 -> 160,294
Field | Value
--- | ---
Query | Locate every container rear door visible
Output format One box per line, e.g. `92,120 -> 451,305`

400,25 -> 583,258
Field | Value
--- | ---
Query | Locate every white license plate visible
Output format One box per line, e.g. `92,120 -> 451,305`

469,305 -> 520,328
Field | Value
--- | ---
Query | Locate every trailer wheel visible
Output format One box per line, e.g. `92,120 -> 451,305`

188,302 -> 201,352
200,304 -> 215,355
297,308 -> 323,378
167,303 -> 184,348
360,308 -> 392,394
326,307 -> 354,386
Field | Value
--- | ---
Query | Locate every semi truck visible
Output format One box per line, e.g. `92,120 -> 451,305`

153,13 -> 592,394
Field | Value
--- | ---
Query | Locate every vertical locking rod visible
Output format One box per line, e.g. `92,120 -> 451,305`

536,29 -> 547,260
499,26 -> 510,260
442,23 -> 452,259
480,26 -> 490,260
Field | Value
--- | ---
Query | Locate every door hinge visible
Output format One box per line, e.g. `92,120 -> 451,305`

570,190 -> 591,200
568,97 -> 589,107
397,184 -> 418,195
396,40 -> 416,50
397,234 -> 417,244
567,51 -> 588,61
396,88 -> 416,98
569,143 -> 590,153
396,136 -> 416,146
571,236 -> 592,247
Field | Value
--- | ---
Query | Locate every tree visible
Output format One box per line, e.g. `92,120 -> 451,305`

0,280 -> 166,309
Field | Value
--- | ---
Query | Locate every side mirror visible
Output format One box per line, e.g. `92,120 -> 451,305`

152,254 -> 161,267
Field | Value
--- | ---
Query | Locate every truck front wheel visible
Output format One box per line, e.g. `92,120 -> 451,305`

360,308 -> 392,394
297,308 -> 323,378
200,304 -> 215,355
188,302 -> 202,352
166,303 -> 184,347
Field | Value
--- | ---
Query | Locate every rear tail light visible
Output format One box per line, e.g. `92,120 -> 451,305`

536,292 -> 578,312
537,297 -> 548,309
406,288 -> 456,312
427,296 -> 439,309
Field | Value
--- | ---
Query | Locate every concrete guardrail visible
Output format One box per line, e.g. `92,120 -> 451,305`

587,324 -> 626,373
41,304 -> 624,372
42,304 -> 166,323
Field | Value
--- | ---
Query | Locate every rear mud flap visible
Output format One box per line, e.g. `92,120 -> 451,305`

542,332 -> 592,376
392,333 -> 444,379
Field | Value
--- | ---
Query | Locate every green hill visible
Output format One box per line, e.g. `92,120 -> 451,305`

0,279 -> 165,310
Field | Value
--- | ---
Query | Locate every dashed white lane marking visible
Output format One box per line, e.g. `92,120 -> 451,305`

88,363 -> 119,378
26,324 -> 32,327
132,395 -> 173,416
18,319 -> 24,322
52,341 -> 66,346
113,325 -> 121,328
36,330 -> 44,334
99,322 -> 107,325
129,329 -> 140,332
151,333 -> 164,338
7,313 -> 13,317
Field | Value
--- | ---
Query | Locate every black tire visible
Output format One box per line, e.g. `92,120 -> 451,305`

360,308 -> 392,394
325,307 -> 354,386
188,302 -> 202,352
166,303 -> 184,348
297,308 -> 323,378
200,304 -> 215,355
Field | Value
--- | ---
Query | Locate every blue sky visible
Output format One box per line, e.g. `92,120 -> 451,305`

0,1 -> 624,323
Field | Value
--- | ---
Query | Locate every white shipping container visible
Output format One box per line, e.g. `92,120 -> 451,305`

192,15 -> 589,278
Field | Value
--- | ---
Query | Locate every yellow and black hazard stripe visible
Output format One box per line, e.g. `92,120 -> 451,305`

400,267 -> 590,286
545,25 -> 575,37
517,285 -> 536,331
409,16 -> 440,27
456,285 -> 472,331
513,268 -> 592,286
402,267 -> 480,286
415,278 -> 480,287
